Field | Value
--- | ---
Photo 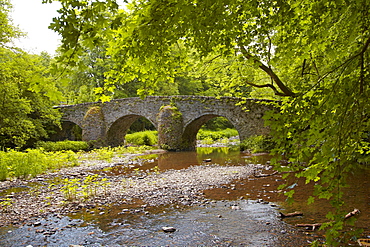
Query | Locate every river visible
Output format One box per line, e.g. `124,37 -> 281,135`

0,147 -> 369,246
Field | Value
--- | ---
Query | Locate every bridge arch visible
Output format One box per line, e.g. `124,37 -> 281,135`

49,120 -> 82,141
181,114 -> 236,150
106,114 -> 157,147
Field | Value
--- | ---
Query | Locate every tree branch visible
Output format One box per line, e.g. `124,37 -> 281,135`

244,80 -> 290,97
316,35 -> 370,86
359,36 -> 370,94
238,45 -> 296,97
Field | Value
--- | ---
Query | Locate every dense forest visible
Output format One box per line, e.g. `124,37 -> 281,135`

1,0 -> 369,244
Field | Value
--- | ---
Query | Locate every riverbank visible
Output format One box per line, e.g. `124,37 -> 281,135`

0,149 -> 257,228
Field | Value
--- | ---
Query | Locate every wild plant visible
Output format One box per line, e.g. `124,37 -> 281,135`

100,177 -> 111,196
90,147 -> 114,162
151,165 -> 160,175
35,140 -> 89,152
81,174 -> 101,199
199,137 -> 214,145
61,178 -> 80,201
0,198 -> 13,212
61,174 -> 111,202
133,168 -> 140,175
0,149 -> 79,181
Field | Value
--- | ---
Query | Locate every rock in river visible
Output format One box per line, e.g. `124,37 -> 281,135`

162,226 -> 176,233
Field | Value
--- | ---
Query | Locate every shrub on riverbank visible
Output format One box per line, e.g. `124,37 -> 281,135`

240,135 -> 275,153
124,129 -> 238,146
0,145 -> 154,181
197,128 -> 238,141
125,131 -> 158,146
36,140 -> 90,152
0,149 -> 78,181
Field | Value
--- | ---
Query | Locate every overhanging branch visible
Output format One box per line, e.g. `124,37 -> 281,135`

244,80 -> 290,97
239,45 -> 296,97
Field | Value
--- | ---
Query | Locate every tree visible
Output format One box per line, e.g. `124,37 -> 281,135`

56,36 -> 243,100
0,48 -> 63,148
0,1 -> 62,148
49,0 -> 369,244
0,0 -> 22,47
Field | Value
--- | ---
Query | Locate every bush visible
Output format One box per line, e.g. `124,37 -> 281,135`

0,149 -> 78,181
0,145 -> 155,181
36,140 -> 90,152
125,131 -> 158,146
240,135 -> 276,153
201,117 -> 234,130
197,128 -> 238,141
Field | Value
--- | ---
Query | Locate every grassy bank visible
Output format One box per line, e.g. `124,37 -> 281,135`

0,145 -> 153,181
0,129 -> 274,181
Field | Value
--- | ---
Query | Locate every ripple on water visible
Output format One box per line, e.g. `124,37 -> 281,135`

0,200 -> 312,246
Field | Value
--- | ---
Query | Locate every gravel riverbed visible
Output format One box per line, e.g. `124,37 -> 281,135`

0,150 -> 258,228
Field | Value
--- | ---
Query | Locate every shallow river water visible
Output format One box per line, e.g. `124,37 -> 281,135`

0,147 -> 369,246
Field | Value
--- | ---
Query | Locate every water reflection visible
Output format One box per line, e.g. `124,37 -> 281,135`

155,146 -> 253,171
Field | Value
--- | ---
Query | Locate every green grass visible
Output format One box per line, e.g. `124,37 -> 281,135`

124,128 -> 239,146
0,145 -> 154,181
0,149 -> 78,181
125,130 -> 158,146
197,128 -> 238,141
35,140 -> 90,152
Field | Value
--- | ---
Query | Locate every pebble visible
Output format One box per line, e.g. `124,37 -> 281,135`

162,226 -> 176,233
231,205 -> 240,210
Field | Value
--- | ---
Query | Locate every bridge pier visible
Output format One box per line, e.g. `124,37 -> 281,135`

82,106 -> 107,147
157,105 -> 186,151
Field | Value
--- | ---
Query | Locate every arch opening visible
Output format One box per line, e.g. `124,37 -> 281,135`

107,115 -> 156,147
48,121 -> 82,141
128,116 -> 156,133
182,115 -> 240,151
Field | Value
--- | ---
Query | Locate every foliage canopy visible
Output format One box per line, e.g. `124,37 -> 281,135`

47,0 -> 369,243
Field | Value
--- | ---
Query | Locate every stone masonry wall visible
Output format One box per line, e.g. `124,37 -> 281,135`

54,96 -> 274,150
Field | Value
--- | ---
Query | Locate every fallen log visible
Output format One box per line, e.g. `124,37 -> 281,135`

296,223 -> 322,231
344,208 -> 360,219
294,209 -> 361,231
279,211 -> 303,218
358,238 -> 370,247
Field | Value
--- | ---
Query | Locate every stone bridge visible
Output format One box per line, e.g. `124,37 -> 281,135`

54,96 -> 273,151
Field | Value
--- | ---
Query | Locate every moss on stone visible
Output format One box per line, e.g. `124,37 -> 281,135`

157,105 -> 184,151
